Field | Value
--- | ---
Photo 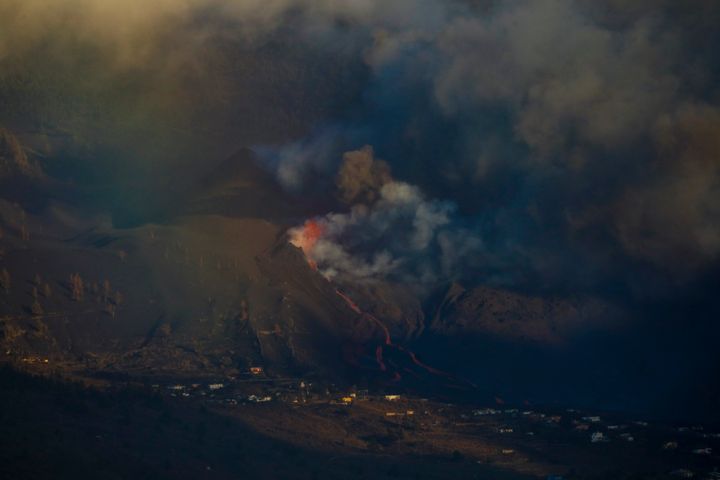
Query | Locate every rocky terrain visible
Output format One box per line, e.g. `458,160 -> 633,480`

0,127 -> 622,396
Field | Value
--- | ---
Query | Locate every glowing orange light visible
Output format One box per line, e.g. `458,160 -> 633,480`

290,219 -> 325,269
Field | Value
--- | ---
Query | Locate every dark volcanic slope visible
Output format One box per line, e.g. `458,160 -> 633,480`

0,207 -> 364,379
429,282 -> 619,344
1,139 -> 626,404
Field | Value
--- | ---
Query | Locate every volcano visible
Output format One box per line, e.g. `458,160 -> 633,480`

1,143 -> 622,405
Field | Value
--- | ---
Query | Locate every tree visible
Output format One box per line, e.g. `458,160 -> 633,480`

69,273 -> 84,301
0,268 -> 10,292
103,280 -> 111,303
29,287 -> 43,315
30,298 -> 44,316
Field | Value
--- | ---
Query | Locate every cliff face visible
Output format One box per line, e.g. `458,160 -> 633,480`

428,282 -> 619,345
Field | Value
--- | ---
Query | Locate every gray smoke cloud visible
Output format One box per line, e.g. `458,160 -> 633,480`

269,0 -> 720,291
290,147 -> 483,285
2,0 -> 719,291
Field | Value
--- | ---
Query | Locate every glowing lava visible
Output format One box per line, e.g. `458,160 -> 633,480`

335,288 -> 469,388
336,289 -> 391,345
289,219 -> 325,270
289,221 -> 471,389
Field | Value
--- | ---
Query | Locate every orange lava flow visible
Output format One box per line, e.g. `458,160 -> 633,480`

335,289 -> 362,314
336,289 -> 391,345
335,288 -> 468,387
375,345 -> 387,371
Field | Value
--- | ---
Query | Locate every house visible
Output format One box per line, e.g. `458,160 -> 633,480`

249,367 -> 264,375
247,395 -> 272,403
669,469 -> 694,478
691,447 -> 711,455
208,383 -> 224,391
662,441 -> 678,450
591,432 -> 608,443
386,411 -> 414,417
20,356 -> 49,365
472,408 -> 500,416
384,394 -> 402,401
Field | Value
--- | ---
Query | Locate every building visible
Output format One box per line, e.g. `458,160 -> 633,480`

691,447 -> 711,455
247,395 -> 272,403
669,469 -> 694,478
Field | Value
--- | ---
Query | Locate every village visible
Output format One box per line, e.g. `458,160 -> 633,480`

125,366 -> 720,480
5,355 -> 720,479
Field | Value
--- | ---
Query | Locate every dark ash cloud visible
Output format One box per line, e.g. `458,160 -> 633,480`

2,0 -> 719,294
290,146 -> 483,286
269,0 -> 720,294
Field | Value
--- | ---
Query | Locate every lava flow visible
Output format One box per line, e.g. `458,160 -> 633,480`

289,221 -> 468,388
335,289 -> 391,346
335,287 -> 466,387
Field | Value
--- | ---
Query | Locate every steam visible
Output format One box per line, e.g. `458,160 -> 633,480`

267,0 -> 720,292
290,147 -> 482,285
1,0 -> 719,292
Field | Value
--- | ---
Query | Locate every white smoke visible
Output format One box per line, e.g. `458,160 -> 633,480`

298,148 -> 483,285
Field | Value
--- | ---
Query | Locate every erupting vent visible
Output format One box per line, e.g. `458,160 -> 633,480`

289,219 -> 324,270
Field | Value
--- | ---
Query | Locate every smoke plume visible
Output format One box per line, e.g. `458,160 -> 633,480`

290,147 -> 483,286
1,0 -> 719,294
